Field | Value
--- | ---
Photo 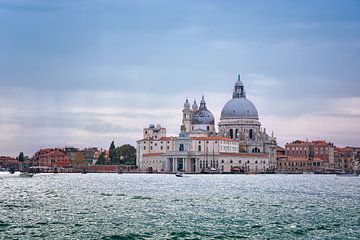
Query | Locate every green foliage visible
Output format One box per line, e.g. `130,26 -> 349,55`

96,152 -> 107,165
112,144 -> 136,165
109,141 -> 116,163
17,152 -> 25,162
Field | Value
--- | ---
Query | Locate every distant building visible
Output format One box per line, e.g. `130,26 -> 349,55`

0,156 -> 18,168
82,147 -> 101,166
277,156 -> 325,173
280,140 -> 335,173
334,147 -> 359,173
64,146 -> 79,164
32,148 -> 70,168
137,75 -> 277,173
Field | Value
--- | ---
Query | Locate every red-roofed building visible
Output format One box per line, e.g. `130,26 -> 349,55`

32,148 -> 70,168
281,140 -> 335,173
0,156 -> 18,168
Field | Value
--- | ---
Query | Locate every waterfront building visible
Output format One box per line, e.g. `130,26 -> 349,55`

0,156 -> 18,168
136,75 -> 277,173
276,156 -> 325,173
82,147 -> 102,166
32,148 -> 70,168
334,147 -> 359,173
282,140 -> 335,173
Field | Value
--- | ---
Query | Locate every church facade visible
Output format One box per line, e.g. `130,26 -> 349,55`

136,75 -> 277,173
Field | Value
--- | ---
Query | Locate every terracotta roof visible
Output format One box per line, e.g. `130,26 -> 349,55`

138,137 -> 175,142
159,137 -> 173,141
44,151 -> 67,157
276,146 -> 285,151
191,136 -> 238,142
143,153 -> 162,157
335,147 -> 354,153
219,152 -> 268,157
287,157 -> 324,162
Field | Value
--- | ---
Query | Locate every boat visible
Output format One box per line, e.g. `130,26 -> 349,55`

336,173 -> 359,177
175,171 -> 183,177
81,168 -> 88,174
19,172 -> 34,178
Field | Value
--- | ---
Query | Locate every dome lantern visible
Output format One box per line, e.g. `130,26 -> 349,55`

233,74 -> 246,98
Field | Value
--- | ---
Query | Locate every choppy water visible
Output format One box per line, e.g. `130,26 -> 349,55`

0,173 -> 359,239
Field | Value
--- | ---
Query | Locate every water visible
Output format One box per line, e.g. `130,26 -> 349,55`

0,173 -> 359,239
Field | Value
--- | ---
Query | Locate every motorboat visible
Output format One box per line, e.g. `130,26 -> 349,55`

19,172 -> 34,178
175,171 -> 183,177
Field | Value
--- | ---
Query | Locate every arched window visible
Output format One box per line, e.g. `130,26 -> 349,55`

221,160 -> 224,163
230,160 -> 233,163
229,129 -> 234,139
179,144 -> 184,151
252,147 -> 260,153
207,126 -> 210,131
249,129 -> 253,139
198,145 -> 201,152
235,129 -> 238,139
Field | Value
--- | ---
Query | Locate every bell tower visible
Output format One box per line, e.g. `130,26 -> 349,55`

182,98 -> 192,133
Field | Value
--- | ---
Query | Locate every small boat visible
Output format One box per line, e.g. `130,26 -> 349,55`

175,171 -> 183,177
19,172 -> 34,178
336,173 -> 359,177
9,168 -> 16,174
81,168 -> 88,174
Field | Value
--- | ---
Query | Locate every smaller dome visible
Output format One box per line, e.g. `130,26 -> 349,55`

191,96 -> 215,125
191,109 -> 215,124
149,124 -> 155,128
183,98 -> 190,109
192,99 -> 198,111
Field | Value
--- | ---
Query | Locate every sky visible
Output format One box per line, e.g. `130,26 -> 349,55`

0,0 -> 360,156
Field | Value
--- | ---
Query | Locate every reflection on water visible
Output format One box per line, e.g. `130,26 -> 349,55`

0,173 -> 359,239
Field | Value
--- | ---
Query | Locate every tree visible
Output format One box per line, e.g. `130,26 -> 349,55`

96,152 -> 107,165
115,144 -> 136,165
17,152 -> 25,162
109,141 -> 116,163
74,152 -> 85,165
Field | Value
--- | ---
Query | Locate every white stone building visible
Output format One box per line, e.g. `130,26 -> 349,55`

136,75 -> 277,173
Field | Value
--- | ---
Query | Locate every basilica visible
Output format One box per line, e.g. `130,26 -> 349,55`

136,75 -> 277,173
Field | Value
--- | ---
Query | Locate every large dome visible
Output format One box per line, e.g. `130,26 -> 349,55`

221,98 -> 258,119
220,75 -> 259,120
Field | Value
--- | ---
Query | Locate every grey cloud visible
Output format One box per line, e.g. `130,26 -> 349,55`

0,113 -> 140,134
